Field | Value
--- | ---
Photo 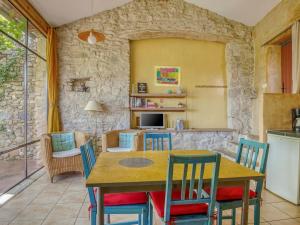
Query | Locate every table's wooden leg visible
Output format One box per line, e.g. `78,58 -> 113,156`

241,180 -> 250,225
97,187 -> 104,225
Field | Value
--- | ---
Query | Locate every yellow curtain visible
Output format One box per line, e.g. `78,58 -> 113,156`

46,27 -> 61,132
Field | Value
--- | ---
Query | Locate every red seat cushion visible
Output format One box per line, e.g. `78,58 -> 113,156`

204,186 -> 257,201
104,192 -> 148,206
150,191 -> 208,218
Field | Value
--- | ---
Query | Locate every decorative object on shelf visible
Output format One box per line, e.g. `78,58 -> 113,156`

84,100 -> 104,151
66,78 -> 90,92
155,66 -> 181,86
176,86 -> 183,94
77,0 -> 105,45
175,119 -> 185,131
178,102 -> 184,108
147,101 -> 157,108
137,82 -> 148,93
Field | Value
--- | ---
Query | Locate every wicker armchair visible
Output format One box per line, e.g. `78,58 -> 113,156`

102,130 -> 144,152
41,131 -> 89,182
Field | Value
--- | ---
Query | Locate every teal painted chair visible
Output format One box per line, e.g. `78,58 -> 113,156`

206,138 -> 269,225
80,140 -> 149,225
144,133 -> 172,151
149,153 -> 221,225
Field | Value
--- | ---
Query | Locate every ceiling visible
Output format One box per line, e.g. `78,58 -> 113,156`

29,0 -> 281,27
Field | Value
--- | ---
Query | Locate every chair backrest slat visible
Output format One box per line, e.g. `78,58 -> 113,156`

243,145 -> 250,167
144,133 -> 172,151
188,163 -> 197,199
164,153 -> 221,224
236,138 -> 269,196
181,163 -> 188,200
251,146 -> 259,170
247,147 -> 254,168
80,140 -> 97,207
197,163 -> 205,199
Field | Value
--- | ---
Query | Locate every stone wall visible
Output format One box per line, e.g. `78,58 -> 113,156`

0,54 -> 47,160
57,0 -> 255,146
0,78 -> 25,151
171,131 -> 233,150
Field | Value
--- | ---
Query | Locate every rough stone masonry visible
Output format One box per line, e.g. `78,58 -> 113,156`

57,0 -> 255,150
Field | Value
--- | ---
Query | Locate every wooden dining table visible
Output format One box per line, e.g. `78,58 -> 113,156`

86,150 -> 264,225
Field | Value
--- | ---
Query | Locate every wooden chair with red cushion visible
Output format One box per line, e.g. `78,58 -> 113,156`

205,138 -> 269,225
80,140 -> 149,225
149,153 -> 221,225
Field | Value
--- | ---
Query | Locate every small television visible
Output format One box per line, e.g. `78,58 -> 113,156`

140,112 -> 165,129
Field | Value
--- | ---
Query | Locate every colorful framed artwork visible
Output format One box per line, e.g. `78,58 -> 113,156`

155,66 -> 181,86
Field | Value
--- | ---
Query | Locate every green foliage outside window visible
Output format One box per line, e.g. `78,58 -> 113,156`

0,14 -> 26,99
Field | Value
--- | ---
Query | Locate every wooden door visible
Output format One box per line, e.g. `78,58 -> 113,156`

281,40 -> 292,93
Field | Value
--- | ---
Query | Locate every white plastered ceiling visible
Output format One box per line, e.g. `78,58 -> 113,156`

29,0 -> 281,27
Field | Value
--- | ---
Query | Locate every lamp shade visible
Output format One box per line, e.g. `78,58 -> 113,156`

78,30 -> 105,44
84,100 -> 103,112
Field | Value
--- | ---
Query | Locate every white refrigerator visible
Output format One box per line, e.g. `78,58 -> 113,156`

266,133 -> 300,204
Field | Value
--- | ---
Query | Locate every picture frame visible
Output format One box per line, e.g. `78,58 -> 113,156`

137,82 -> 148,93
155,66 -> 181,86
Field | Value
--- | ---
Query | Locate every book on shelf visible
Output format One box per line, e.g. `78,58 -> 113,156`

130,97 -> 146,108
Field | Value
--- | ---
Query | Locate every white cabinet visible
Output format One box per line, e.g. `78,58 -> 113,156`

266,133 -> 300,204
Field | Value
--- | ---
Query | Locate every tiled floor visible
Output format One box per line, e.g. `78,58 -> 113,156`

0,171 -> 300,225
0,159 -> 42,194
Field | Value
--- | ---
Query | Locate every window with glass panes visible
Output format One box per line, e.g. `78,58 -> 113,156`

0,0 -> 47,194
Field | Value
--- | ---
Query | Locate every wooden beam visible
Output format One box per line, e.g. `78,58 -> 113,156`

8,0 -> 50,36
262,26 -> 292,46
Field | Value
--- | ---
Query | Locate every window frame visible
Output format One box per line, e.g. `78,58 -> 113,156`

0,0 -> 47,194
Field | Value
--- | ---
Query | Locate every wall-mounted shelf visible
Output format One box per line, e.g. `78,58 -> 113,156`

195,85 -> 227,88
130,107 -> 186,112
130,93 -> 187,98
66,77 -> 90,92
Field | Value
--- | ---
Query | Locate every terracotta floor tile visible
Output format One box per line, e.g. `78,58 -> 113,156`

269,219 -> 300,225
262,190 -> 285,204
31,191 -> 63,204
272,201 -> 300,218
47,203 -> 82,218
42,217 -> 76,225
77,204 -> 89,218
41,183 -> 70,194
10,218 -> 44,225
66,182 -> 86,192
0,208 -> 21,221
16,203 -> 54,219
74,218 -> 90,225
0,219 -> 9,225
1,196 -> 32,210
58,191 -> 86,204
261,203 -> 291,221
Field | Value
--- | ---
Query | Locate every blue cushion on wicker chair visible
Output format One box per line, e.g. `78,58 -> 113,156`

51,132 -> 76,152
119,132 -> 137,149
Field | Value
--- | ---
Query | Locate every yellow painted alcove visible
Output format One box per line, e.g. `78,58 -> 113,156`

130,38 -> 227,128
